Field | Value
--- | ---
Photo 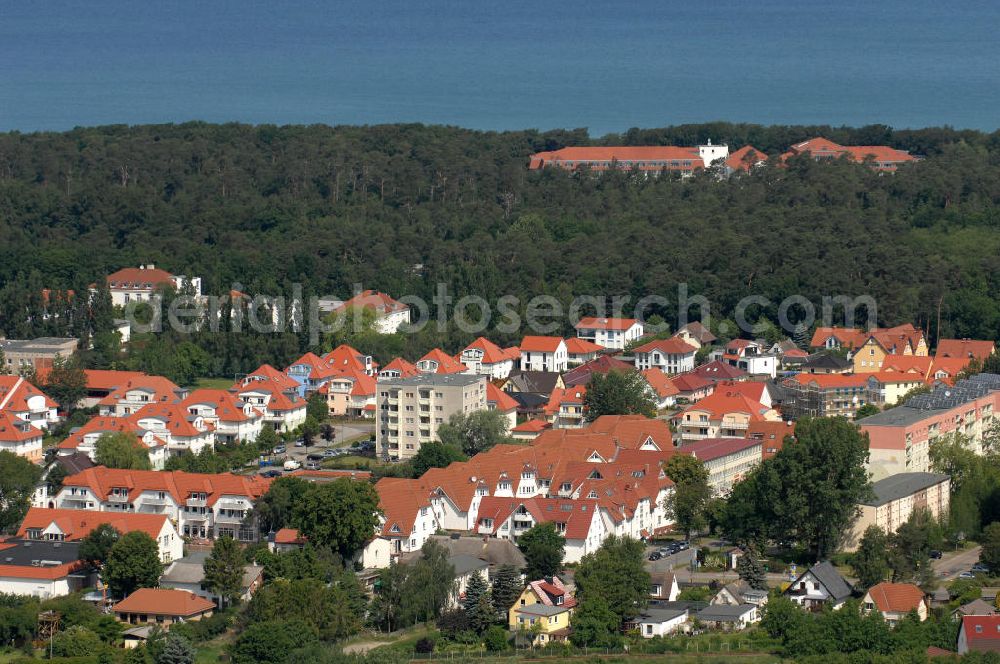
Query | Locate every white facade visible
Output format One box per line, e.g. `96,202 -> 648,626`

0,575 -> 75,599
634,349 -> 696,375
635,610 -> 689,638
460,348 -> 515,380
575,321 -> 645,351
698,142 -> 730,168
375,308 -> 410,334
519,341 -> 568,373
731,354 -> 777,378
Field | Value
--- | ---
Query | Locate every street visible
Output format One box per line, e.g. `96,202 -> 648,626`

933,545 -> 982,582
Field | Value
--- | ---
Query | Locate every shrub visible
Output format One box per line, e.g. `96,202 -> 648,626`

414,637 -> 436,653
483,625 -> 509,652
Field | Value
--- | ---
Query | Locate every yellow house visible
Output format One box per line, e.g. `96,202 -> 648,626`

508,577 -> 575,645
853,326 -> 928,373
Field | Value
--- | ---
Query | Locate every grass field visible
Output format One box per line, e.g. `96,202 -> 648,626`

192,376 -> 236,390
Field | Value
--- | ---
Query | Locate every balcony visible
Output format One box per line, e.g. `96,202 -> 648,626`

186,497 -> 207,508
216,512 -> 246,524
107,493 -> 130,503
219,499 -> 246,510
184,512 -> 209,521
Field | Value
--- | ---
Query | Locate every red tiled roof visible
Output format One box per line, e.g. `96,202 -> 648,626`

486,383 -> 518,412
529,146 -> 704,171
937,339 -> 996,361
783,138 -> 916,168
642,369 -> 680,399
374,477 -> 431,537
809,327 -> 868,349
17,508 -> 169,541
322,344 -> 371,374
575,317 -> 638,331
564,337 -> 604,355
106,267 -> 175,290
0,376 -> 58,412
82,370 -> 148,391
96,375 -> 182,408
237,364 -> 300,392
881,355 -> 934,376
725,145 -> 767,172
273,528 -> 306,545
380,357 -> 420,377
680,437 -> 761,462
335,290 -> 407,315
114,588 -> 215,617
0,412 -> 43,442
56,415 -> 151,451
787,373 -> 869,389
463,337 -> 520,364
563,356 -> 634,387
418,348 -> 467,374
477,496 -> 598,540
61,466 -> 272,506
692,361 -> 747,381
669,373 -> 714,393
520,336 -> 565,353
679,390 -> 773,421
866,582 -> 924,613
511,419 -> 552,433
961,615 -> 1000,652
632,337 -> 697,355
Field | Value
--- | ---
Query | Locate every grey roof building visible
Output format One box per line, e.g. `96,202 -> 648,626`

864,473 -> 951,507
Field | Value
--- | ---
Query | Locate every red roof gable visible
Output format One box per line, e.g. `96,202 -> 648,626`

17,507 -> 169,541
866,582 -> 924,613
114,588 -> 215,617
937,339 -> 996,361
529,146 -> 704,171
335,290 -> 407,315
632,337 -> 697,355
575,317 -> 638,331
520,336 -> 565,353
725,145 -> 767,172
106,267 -> 175,290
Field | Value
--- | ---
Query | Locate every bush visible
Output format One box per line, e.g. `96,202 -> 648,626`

483,625 -> 510,652
414,637 -> 436,653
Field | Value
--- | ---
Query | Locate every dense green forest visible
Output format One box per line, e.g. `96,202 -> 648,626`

1,122 -> 999,378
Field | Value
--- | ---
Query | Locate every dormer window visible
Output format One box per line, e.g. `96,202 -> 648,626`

556,595 -> 564,605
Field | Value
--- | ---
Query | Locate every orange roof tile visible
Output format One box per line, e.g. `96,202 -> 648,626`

564,337 -> 604,355
61,466 -> 273,506
106,267 -> 175,290
632,337 -> 697,355
486,383 -> 518,412
642,369 -> 680,399
0,376 -> 58,412
17,508 -> 169,541
463,337 -> 520,364
725,145 -> 767,172
417,348 -> 467,374
937,339 -> 996,361
575,317 -> 638,331
0,411 -> 44,443
114,588 -> 215,616
529,146 -> 704,171
520,336 -> 565,353
336,290 -> 407,315
866,582 -> 925,613
380,357 -> 420,378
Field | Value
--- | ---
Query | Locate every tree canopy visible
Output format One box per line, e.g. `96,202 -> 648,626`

517,522 -> 565,580
102,531 -> 163,598
290,477 -> 381,561
94,431 -> 153,470
0,451 -> 43,534
583,369 -> 657,421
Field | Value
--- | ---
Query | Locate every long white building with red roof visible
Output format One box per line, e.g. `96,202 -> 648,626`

103,264 -> 202,307
528,142 -> 730,176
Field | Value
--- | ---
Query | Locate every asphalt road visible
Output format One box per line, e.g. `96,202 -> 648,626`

933,545 -> 983,581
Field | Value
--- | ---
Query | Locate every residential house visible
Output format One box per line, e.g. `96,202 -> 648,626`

650,571 -> 680,601
862,582 -> 927,624
845,473 -> 950,550
0,411 -> 44,462
369,477 -> 441,560
460,337 -> 520,379
519,337 -> 568,373
53,467 -> 273,541
858,374 -> 1000,479
781,373 -> 871,420
320,371 -> 377,419
677,438 -> 762,494
785,561 -> 853,610
747,421 -> 796,461
510,419 -> 552,441
486,383 -> 519,431
379,357 -> 420,379
563,355 -> 634,388
509,577 -> 576,645
0,539 -> 90,598
103,264 -> 202,307
953,599 -> 998,620
501,371 -> 564,398
853,326 -> 929,373
798,352 -> 853,374
676,390 -> 780,442
416,348 -> 469,375
334,290 -> 410,334
76,370 -> 149,408
181,389 -> 263,443
114,588 -> 215,625
630,607 -> 689,637
720,339 -> 777,378
96,375 -> 186,417
375,373 -> 487,460
724,145 -> 768,174
669,373 -> 714,403
131,402 -> 214,456
528,143 -> 729,176
937,339 -> 996,362
160,551 -> 265,605
633,337 -> 697,375
642,369 -> 680,410
574,317 -> 644,351
564,337 -> 604,366
268,528 -> 307,553
695,604 -> 760,630
0,337 -> 78,374
711,580 -> 769,607
477,496 -> 606,563
866,372 -> 927,407
17,507 -> 183,563
674,322 -> 717,349
0,375 -> 60,430
692,360 -> 748,384
958,615 -> 1000,654
232,375 -> 307,434
781,137 -> 918,172
543,386 -> 588,429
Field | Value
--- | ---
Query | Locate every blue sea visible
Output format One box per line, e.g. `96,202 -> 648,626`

2,0 -> 999,135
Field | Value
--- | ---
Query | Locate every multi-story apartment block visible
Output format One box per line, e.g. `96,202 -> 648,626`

96,375 -> 186,417
858,374 -> 1000,480
677,437 -> 762,495
676,390 -> 780,442
845,472 -> 950,550
0,337 -> 78,374
519,337 -> 568,373
376,373 -> 488,460
780,373 -> 871,420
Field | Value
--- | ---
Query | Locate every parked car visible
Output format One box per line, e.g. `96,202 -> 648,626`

305,460 -> 322,471
294,440 -> 305,448
323,448 -> 338,457
261,469 -> 282,478
273,445 -> 286,454
283,459 -> 301,471
648,552 -> 662,561
929,550 -> 943,559
971,563 -> 991,574
306,453 -> 325,462
959,571 -> 977,579
676,541 -> 690,551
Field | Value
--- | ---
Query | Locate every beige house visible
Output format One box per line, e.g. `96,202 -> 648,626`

114,588 -> 214,626
0,337 -> 77,374
845,472 -> 950,551
862,582 -> 927,624
375,373 -> 487,460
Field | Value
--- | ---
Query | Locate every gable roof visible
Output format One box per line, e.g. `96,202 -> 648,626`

564,337 -> 604,355
61,466 -> 273,506
529,146 -> 704,171
632,337 -> 697,355
106,267 -> 175,290
725,145 -> 767,172
670,373 -> 714,393
237,364 -> 301,392
374,477 -> 429,537
793,561 -> 853,601
519,336 -> 565,353
563,356 -> 634,387
677,322 -> 717,345
486,383 -> 518,412
642,369 -> 680,399
0,376 -> 58,412
692,360 -> 748,382
679,390 -> 773,421
380,357 -> 420,378
961,615 -> 1000,652
865,582 -> 925,613
463,337 -> 520,364
335,290 -> 407,315
417,348 -> 467,374
96,375 -> 183,408
16,508 -> 169,541
0,411 -> 43,442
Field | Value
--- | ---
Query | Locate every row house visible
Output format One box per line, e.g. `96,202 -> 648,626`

641,368 -> 680,410
519,337 -> 568,373
0,375 -> 59,430
692,360 -> 748,384
936,338 -> 995,361
574,317 -> 644,351
674,322 -> 717,349
285,345 -> 375,396
334,290 -> 411,334
181,389 -> 264,444
55,415 -> 169,469
780,373 -> 871,420
476,496 -> 608,562
669,373 -> 715,402
858,373 -> 1000,480
132,403 -> 214,455
563,355 -> 635,388
528,143 -> 730,176
52,467 -> 272,541
543,387 -> 587,429
460,337 -> 520,379
366,477 -> 442,561
102,264 -> 202,307
17,507 -> 183,563
0,411 -> 44,462
97,375 -> 187,417
676,390 -> 780,442
632,337 -> 697,375
865,372 -> 927,407
77,369 -> 148,408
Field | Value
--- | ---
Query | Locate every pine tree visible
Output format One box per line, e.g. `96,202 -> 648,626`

463,572 -> 492,633
490,564 -> 523,620
203,535 -> 245,608
736,544 -> 767,591
158,633 -> 195,664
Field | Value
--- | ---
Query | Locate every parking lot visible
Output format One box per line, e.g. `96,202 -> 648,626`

645,541 -> 696,574
255,421 -> 375,476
